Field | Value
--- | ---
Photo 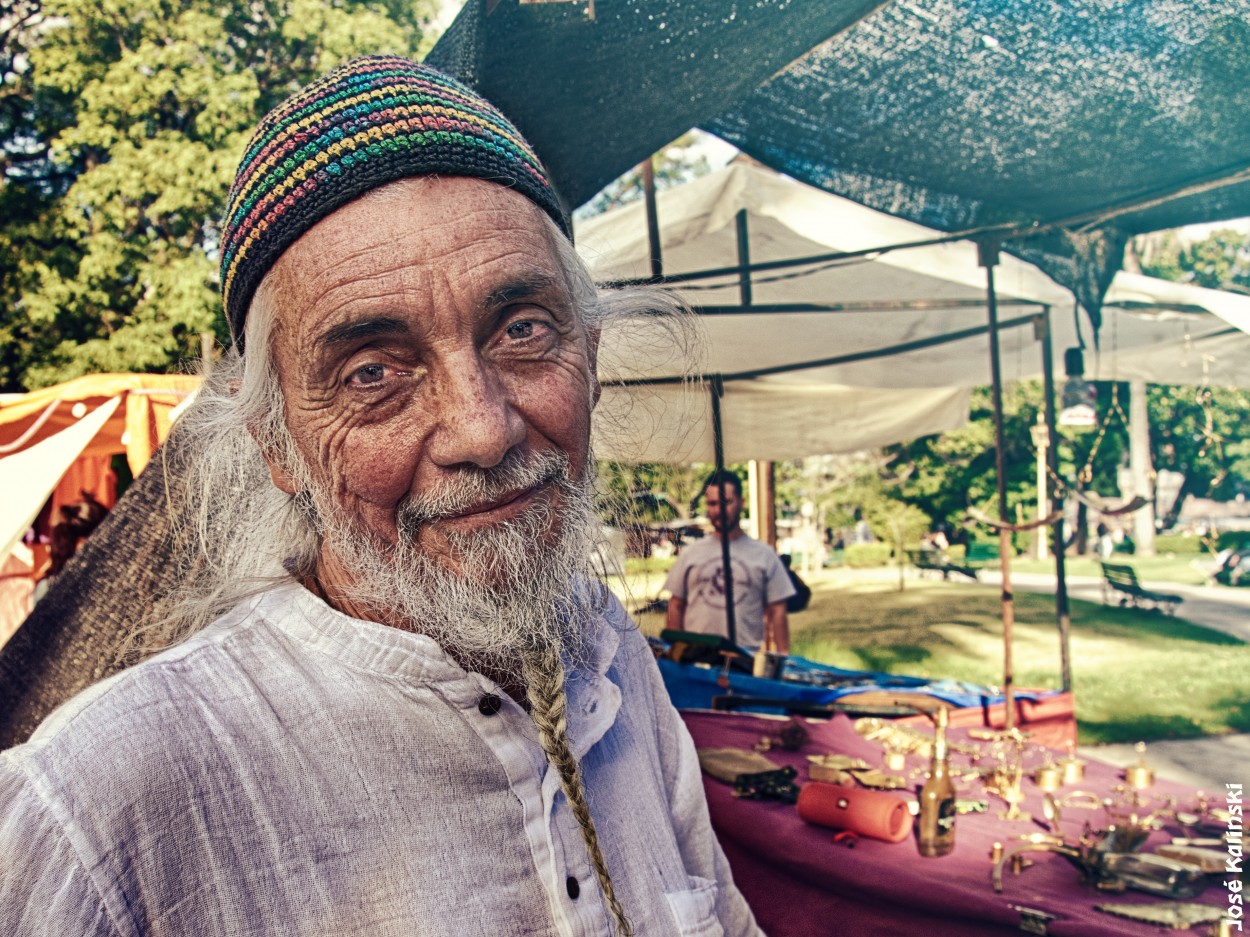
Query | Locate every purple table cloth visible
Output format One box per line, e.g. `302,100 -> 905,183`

683,710 -> 1229,936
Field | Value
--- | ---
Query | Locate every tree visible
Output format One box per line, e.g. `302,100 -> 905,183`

0,0 -> 438,391
574,132 -> 714,220
1150,383 -> 1250,523
1137,227 -> 1250,292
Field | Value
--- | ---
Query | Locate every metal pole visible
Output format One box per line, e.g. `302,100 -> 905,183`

1033,414 -> 1048,561
1129,379 -> 1156,557
979,239 -> 1016,732
709,377 -> 737,648
200,332 -> 215,375
735,208 -> 752,308
641,157 -> 663,280
1039,311 -> 1074,693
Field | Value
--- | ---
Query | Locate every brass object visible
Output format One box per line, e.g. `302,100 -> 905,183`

854,717 -> 980,758
883,748 -> 907,771
806,755 -> 905,789
1154,844 -> 1228,873
990,841 -> 1004,864
1123,741 -> 1154,790
1015,831 -> 1065,846
1010,906 -> 1057,936
850,769 -> 907,790
1093,902 -> 1225,929
1059,759 -> 1085,785
1059,790 -> 1103,810
1041,793 -> 1062,832
808,754 -> 870,772
979,727 -> 1031,822
1034,763 -> 1063,792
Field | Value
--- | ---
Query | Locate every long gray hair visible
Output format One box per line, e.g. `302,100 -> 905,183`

132,210 -> 693,658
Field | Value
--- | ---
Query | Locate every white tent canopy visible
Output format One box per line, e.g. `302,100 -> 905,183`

0,398 -> 120,563
580,162 -> 1250,463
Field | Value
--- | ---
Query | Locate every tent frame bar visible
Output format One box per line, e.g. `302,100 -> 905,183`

603,311 -> 1043,387
601,160 -> 1250,292
692,298 -> 1040,316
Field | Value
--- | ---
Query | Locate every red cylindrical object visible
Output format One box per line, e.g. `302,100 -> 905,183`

796,782 -> 912,843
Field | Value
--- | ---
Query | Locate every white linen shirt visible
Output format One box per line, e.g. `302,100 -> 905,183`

0,583 -> 760,937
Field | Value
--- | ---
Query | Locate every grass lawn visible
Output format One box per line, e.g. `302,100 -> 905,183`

1011,552 -> 1210,585
614,561 -> 1250,746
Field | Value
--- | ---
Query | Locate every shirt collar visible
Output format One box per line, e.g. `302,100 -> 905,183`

254,582 -> 624,757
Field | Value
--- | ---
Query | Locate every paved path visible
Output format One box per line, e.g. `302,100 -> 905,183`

985,570 -> 1250,643
982,569 -> 1250,791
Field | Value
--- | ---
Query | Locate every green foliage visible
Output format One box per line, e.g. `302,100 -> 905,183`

597,460 -> 705,528
1,0 -> 438,390
843,543 -> 891,568
1151,533 -> 1204,555
576,132 -> 713,219
1140,228 -> 1250,292
878,382 -> 1047,538
1150,383 -> 1250,504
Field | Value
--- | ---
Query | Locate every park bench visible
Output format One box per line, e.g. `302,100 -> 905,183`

907,550 -> 979,582
1099,562 -> 1183,615
965,542 -> 1000,568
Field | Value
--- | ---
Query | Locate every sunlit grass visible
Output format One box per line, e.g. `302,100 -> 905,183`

1012,553 -> 1210,585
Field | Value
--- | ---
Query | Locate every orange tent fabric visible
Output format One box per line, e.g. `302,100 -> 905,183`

0,373 -> 201,476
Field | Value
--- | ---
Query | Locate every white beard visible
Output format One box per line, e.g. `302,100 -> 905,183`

298,449 -> 601,681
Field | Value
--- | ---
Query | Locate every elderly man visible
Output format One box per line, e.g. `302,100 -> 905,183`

664,470 -> 793,657
0,58 -> 758,937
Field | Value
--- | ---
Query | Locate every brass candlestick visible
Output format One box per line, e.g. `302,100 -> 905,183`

1123,742 -> 1154,790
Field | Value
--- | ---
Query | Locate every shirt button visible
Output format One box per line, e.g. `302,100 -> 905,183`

478,694 -> 503,716
566,875 -> 580,900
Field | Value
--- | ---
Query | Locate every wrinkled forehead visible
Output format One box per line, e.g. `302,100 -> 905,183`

249,176 -> 574,344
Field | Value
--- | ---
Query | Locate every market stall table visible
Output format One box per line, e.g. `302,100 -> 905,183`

682,710 -> 1231,936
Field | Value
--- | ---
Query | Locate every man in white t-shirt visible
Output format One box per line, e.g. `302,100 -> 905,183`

664,471 -> 794,654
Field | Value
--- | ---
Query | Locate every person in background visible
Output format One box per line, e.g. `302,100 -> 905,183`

663,469 -> 794,655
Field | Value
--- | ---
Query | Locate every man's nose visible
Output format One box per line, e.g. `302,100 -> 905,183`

426,357 -> 526,469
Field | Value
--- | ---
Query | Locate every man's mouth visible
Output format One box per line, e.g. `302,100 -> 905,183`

441,482 -> 547,523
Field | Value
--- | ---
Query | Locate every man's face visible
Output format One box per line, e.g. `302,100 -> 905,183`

258,177 -> 599,581
704,483 -> 742,534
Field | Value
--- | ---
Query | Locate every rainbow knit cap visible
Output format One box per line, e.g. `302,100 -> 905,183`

219,55 -> 568,347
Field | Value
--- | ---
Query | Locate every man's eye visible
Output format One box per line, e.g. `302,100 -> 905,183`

347,363 -> 387,386
505,320 -> 536,340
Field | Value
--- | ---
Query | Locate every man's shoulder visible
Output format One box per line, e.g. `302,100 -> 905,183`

678,536 -> 722,560
13,591 -> 280,774
735,534 -> 784,562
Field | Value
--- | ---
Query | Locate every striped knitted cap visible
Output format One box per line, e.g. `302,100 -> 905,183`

220,55 -> 568,345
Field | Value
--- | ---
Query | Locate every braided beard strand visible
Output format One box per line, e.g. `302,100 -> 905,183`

295,451 -> 631,935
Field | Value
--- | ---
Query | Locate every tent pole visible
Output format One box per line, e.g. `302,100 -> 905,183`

735,208 -> 752,307
710,376 -> 737,648
1039,310 -> 1074,694
641,156 -> 663,280
978,239 -> 1016,733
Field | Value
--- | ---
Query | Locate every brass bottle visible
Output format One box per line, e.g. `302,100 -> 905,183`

916,707 -> 956,857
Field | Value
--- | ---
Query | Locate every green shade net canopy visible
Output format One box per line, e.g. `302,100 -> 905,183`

433,0 -> 1250,329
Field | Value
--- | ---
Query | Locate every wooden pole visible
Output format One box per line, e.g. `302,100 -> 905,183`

710,378 -> 737,648
641,157 -> 663,280
1039,310 -> 1073,694
979,239 -> 1016,732
1129,379 -> 1156,557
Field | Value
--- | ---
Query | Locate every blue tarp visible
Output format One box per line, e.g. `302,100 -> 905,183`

658,655 -> 1047,714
